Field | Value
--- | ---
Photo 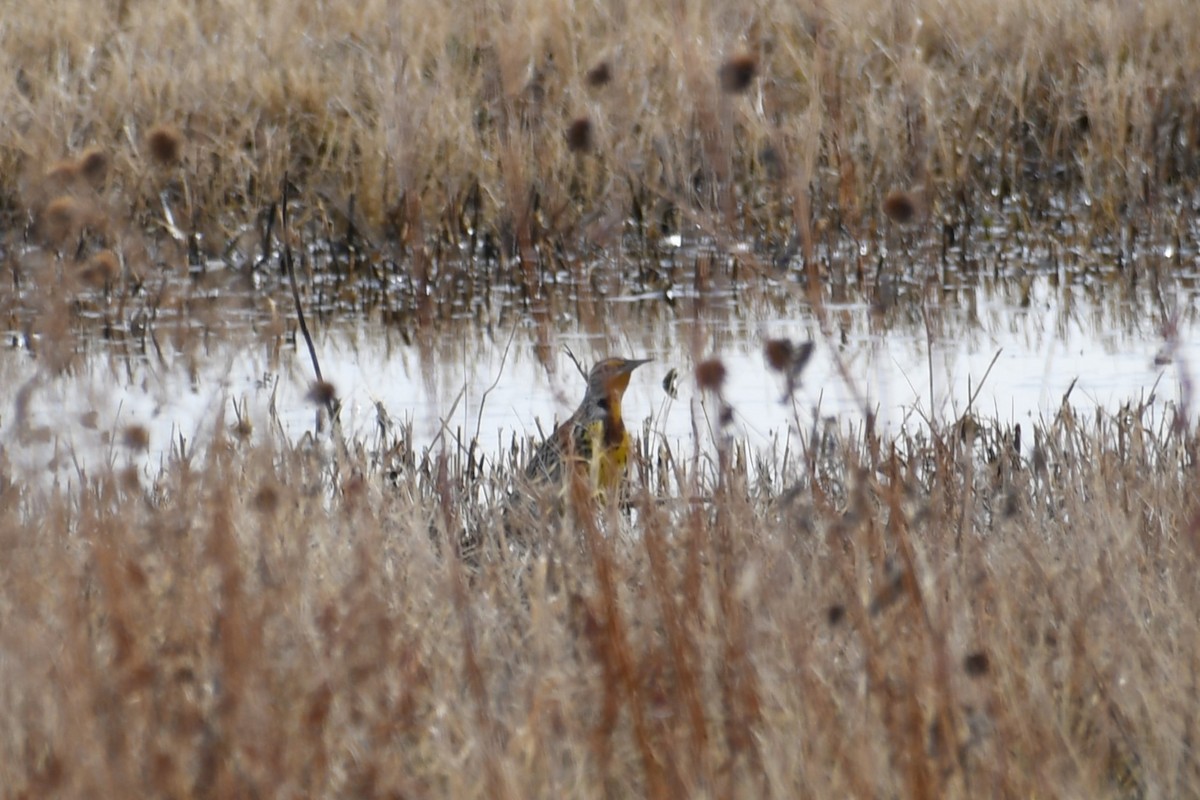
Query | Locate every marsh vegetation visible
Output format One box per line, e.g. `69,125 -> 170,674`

2,0 -> 1200,797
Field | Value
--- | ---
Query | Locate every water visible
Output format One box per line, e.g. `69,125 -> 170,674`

3,263 -> 1197,483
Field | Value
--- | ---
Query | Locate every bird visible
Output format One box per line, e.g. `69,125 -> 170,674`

516,356 -> 651,516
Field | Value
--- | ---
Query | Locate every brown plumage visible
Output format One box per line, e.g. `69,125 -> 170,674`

523,357 -> 650,492
505,357 -> 650,540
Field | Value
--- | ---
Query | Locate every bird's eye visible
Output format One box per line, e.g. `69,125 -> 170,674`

596,398 -> 609,410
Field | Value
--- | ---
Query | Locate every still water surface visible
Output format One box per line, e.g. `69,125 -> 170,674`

3,268 -> 1197,481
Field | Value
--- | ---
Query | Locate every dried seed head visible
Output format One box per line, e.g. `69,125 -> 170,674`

146,124 -> 183,164
882,188 -> 918,224
122,425 -> 150,451
42,195 -> 84,244
253,482 -> 280,514
565,116 -> 593,153
759,144 -> 784,181
719,53 -> 758,93
963,651 -> 990,677
307,380 -> 337,407
120,465 -> 141,492
718,403 -> 734,427
585,60 -> 612,87
80,249 -> 121,287
78,146 -> 109,184
764,339 -> 795,372
792,340 -> 815,371
232,417 -> 253,441
45,195 -> 81,227
695,358 -> 727,391
765,339 -> 815,393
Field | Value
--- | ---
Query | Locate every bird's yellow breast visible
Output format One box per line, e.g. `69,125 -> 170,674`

581,416 -> 631,497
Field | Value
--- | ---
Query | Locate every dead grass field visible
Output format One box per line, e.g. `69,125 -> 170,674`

3,1 -> 1200,797
3,0 -> 1199,264
1,391 -> 1198,798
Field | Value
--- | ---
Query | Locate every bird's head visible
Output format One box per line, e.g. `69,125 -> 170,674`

585,357 -> 651,404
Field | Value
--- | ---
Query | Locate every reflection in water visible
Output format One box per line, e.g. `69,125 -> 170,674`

2,271 -> 1196,482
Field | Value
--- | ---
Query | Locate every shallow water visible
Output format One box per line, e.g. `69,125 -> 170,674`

3,259 -> 1197,483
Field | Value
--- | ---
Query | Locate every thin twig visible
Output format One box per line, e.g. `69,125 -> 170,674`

563,345 -> 587,380
473,323 -> 519,445
428,383 -> 468,456
280,175 -> 328,406
966,348 -> 1004,412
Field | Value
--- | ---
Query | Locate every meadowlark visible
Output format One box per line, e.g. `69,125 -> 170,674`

520,356 -> 651,505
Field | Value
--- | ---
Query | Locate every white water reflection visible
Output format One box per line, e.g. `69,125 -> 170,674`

2,274 -> 1197,482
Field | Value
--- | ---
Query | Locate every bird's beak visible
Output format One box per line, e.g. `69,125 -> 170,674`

623,358 -> 652,373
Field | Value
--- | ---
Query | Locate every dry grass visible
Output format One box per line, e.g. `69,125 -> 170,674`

3,0 -> 1199,263
3,2 -> 1200,796
4,0 -> 1197,375
0,388 -> 1198,798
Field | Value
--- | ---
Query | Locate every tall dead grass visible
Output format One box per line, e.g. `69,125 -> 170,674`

3,0 -> 1198,258
1,392 -> 1197,798
3,2 -> 1199,795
